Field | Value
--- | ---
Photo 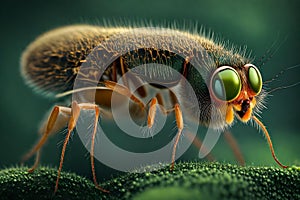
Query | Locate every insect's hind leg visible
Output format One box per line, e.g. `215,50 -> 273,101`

54,101 -> 109,194
21,105 -> 71,172
80,103 -> 109,193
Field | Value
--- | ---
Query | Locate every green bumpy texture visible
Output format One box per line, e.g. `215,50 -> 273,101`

0,162 -> 299,200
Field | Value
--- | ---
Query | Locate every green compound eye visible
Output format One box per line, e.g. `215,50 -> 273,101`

248,65 -> 262,94
211,66 -> 242,101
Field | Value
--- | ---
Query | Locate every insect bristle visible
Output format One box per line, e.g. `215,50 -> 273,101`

21,21 -> 253,106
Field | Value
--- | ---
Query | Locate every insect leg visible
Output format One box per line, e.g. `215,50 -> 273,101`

171,103 -> 184,170
104,80 -> 145,110
146,93 -> 176,126
80,103 -> 109,193
147,93 -> 173,127
167,89 -> 216,166
168,90 -> 188,169
223,130 -> 245,166
54,101 -> 109,193
147,97 -> 158,128
22,106 -> 71,172
54,101 -> 81,194
182,57 -> 191,78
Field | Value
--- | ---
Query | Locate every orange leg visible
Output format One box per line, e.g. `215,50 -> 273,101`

146,94 -> 193,169
171,103 -> 184,170
22,106 -> 71,172
223,131 -> 245,166
54,101 -> 81,194
27,151 -> 41,173
87,104 -> 109,193
146,93 -> 172,127
54,101 -> 108,194
168,90 -> 184,169
147,98 -> 158,128
104,80 -> 145,110
182,57 -> 191,78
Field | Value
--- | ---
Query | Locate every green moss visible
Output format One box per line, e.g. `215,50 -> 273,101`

105,162 -> 300,199
132,186 -> 207,200
0,167 -> 103,200
0,162 -> 299,199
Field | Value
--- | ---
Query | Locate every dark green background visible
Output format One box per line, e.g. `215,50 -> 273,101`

0,0 -> 299,182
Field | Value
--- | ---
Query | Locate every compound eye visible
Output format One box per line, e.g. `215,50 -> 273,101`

211,66 -> 242,101
247,64 -> 262,95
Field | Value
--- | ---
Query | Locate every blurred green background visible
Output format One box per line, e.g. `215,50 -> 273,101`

0,0 -> 299,183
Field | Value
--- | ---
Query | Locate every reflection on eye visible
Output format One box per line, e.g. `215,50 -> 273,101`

247,64 -> 262,95
211,66 -> 242,101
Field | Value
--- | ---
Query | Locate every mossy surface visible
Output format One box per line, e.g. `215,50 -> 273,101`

0,166 -> 103,200
0,162 -> 299,200
105,162 -> 300,200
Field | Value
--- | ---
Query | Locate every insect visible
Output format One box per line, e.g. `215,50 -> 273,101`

20,24 -> 288,194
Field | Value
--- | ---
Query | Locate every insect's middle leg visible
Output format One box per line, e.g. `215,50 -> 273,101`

147,96 -> 160,129
146,91 -> 214,169
144,92 -> 184,170
104,80 -> 145,110
170,103 -> 184,170
104,81 -> 212,169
